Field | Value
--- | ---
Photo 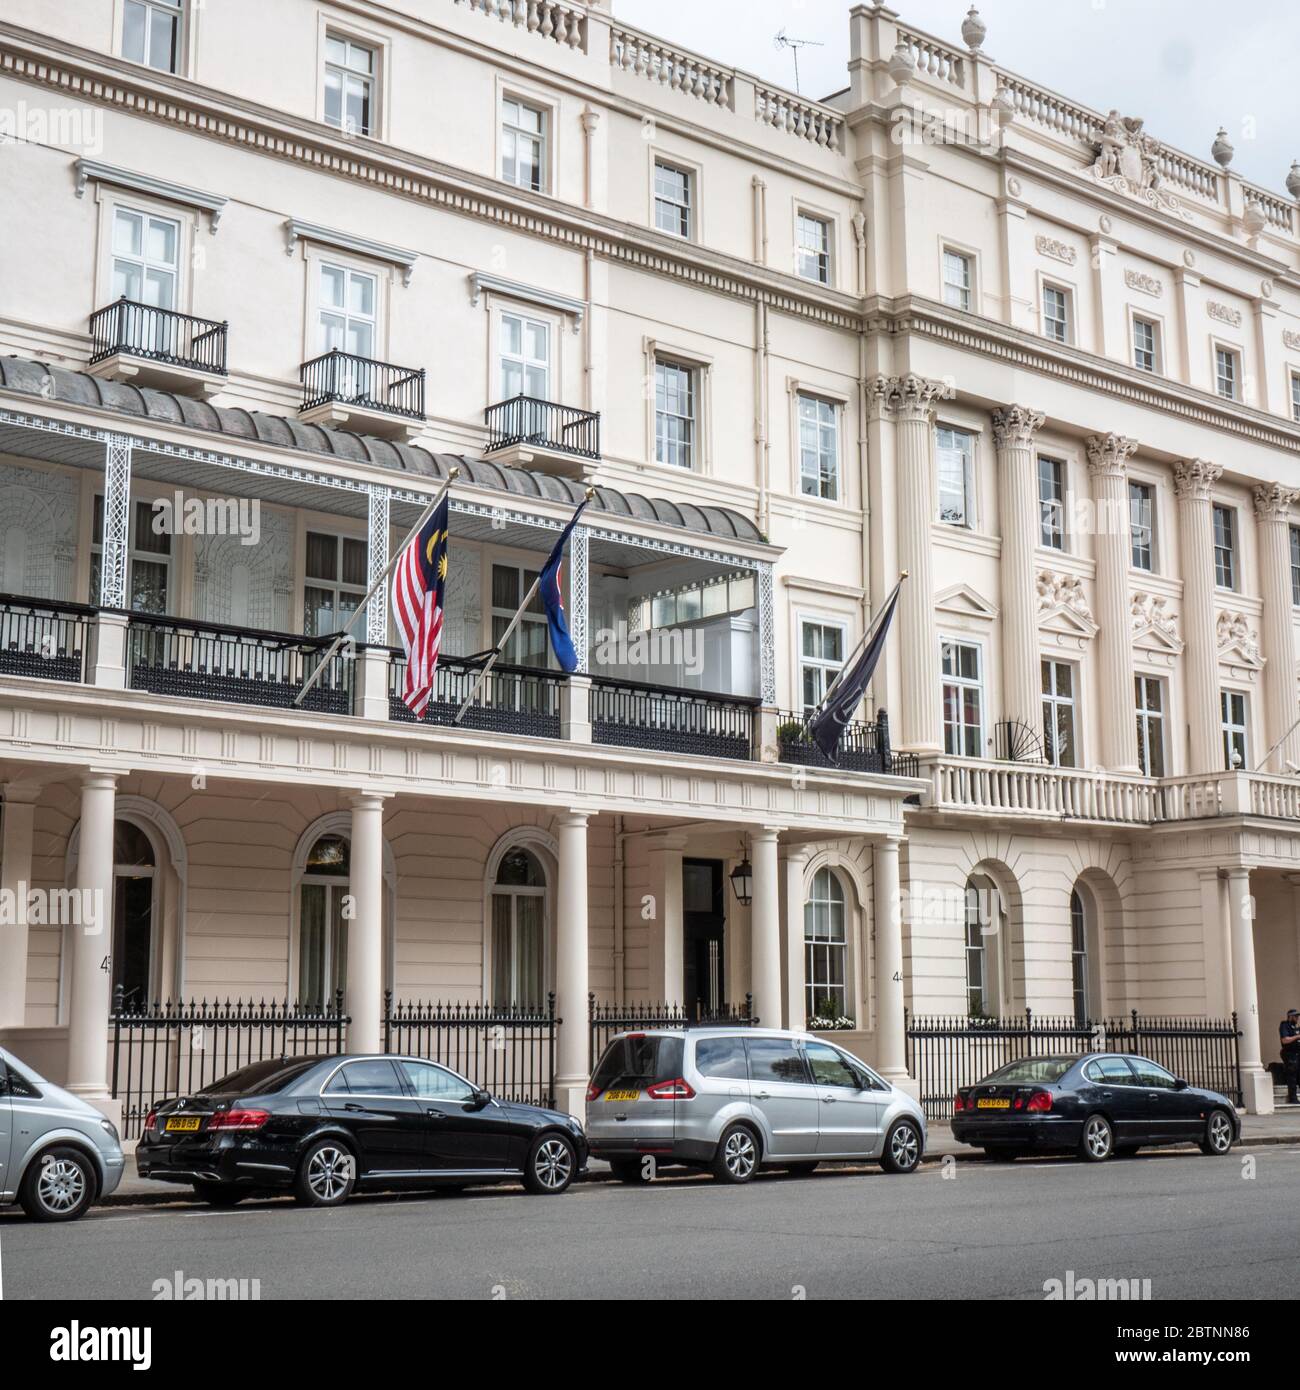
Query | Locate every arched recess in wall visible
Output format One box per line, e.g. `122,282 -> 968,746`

965,858 -> 1026,1017
802,850 -> 870,1030
1072,868 -> 1124,1019
482,826 -> 558,1009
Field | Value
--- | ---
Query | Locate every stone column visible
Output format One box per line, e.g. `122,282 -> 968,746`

780,844 -> 810,1029
346,793 -> 386,1053
66,772 -> 117,1104
0,785 -> 39,1028
873,837 -> 910,1085
992,406 -> 1047,741
1174,460 -> 1225,774
1226,867 -> 1274,1114
645,830 -> 687,1008
1253,484 -> 1300,771
554,811 -> 590,1117
870,374 -> 947,752
748,828 -> 782,1028
1086,434 -> 1141,770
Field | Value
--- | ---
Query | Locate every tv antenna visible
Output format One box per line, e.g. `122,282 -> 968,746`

774,29 -> 823,96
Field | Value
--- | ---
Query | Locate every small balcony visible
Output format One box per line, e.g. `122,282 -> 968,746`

299,349 -> 426,440
484,394 -> 601,478
775,709 -> 919,778
87,298 -> 227,397
388,651 -> 563,740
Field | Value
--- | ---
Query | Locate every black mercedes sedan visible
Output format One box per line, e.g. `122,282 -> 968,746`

136,1054 -> 588,1205
950,1053 -> 1239,1162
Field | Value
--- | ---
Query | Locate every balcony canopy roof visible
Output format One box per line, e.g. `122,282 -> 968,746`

0,356 -> 764,545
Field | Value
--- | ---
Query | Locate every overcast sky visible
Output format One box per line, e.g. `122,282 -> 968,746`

612,0 -> 1298,196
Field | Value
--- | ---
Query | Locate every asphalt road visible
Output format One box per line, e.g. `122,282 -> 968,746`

3,1146 -> 1298,1300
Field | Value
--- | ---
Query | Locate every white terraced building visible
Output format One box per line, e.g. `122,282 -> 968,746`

0,1 -> 1296,1128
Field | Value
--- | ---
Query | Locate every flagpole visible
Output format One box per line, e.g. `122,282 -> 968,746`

453,487 -> 594,726
802,570 -> 907,729
293,466 -> 459,707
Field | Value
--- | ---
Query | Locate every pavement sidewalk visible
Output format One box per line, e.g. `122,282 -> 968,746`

97,1109 -> 1300,1206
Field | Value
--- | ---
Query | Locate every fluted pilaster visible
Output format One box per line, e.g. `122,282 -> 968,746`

1086,433 -> 1141,771
1253,483 -> 1300,771
1174,459 -> 1225,773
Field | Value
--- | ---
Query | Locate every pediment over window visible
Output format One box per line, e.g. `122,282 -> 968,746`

1036,571 -> 1097,648
934,583 -> 997,621
1216,610 -> 1265,681
1131,591 -> 1184,662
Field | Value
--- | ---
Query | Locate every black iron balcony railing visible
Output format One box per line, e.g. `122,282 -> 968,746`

776,708 -> 918,778
993,717 -> 1046,763
300,349 -> 425,420
127,614 -> 354,715
0,593 -> 92,683
89,297 -> 228,375
591,675 -> 757,762
484,394 -> 601,458
388,651 -> 563,739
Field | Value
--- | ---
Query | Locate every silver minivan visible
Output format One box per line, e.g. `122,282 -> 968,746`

0,1046 -> 125,1220
586,1028 -> 925,1183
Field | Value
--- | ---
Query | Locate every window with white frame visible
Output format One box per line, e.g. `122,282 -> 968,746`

1041,659 -> 1077,768
1215,345 -> 1240,401
1133,316 -> 1160,373
1212,503 -> 1237,590
942,640 -> 983,757
797,394 -> 839,501
964,878 -> 988,1015
491,848 -> 546,1008
111,207 -> 179,311
89,496 -> 172,613
299,834 -> 350,1009
796,213 -> 831,285
498,311 -> 551,400
1129,481 -> 1155,571
123,0 -> 182,73
1070,889 -> 1088,1023
318,262 -> 376,360
936,426 -> 975,527
632,572 -> 755,633
1135,675 -> 1166,778
303,531 -> 367,637
653,161 -> 692,238
942,249 -> 972,310
1291,525 -> 1300,607
1042,283 -> 1071,343
654,358 -> 696,469
501,97 -> 546,192
804,867 -> 847,1021
1291,372 -> 1300,424
1037,456 -> 1066,550
492,562 -> 549,668
800,619 -> 845,716
323,34 -> 376,137
1220,689 -> 1248,770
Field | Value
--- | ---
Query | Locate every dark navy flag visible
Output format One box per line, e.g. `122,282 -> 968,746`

538,497 -> 590,673
809,579 -> 903,763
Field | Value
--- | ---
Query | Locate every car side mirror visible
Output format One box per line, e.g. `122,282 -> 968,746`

470,1087 -> 491,1110
1174,1077 -> 1188,1091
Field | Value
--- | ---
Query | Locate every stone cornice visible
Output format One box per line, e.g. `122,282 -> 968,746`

1085,433 -> 1140,477
990,405 -> 1046,451
1173,459 -> 1224,501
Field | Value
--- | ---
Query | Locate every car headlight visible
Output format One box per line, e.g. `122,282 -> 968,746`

99,1118 -> 120,1144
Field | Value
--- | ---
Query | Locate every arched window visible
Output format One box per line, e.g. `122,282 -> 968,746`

299,834 -> 350,1009
112,819 -> 156,1008
491,848 -> 546,1008
804,867 -> 846,1021
1070,888 -> 1089,1023
964,876 -> 987,1016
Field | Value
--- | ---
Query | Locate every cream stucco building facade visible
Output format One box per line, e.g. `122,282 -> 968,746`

0,0 -> 1296,1124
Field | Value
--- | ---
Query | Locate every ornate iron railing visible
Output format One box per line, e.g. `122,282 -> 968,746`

775,708 -> 918,777
89,297 -> 228,375
300,349 -> 425,419
589,994 -> 758,1068
388,650 -> 564,738
484,394 -> 601,458
591,675 -> 757,761
0,593 -> 91,683
126,614 -> 354,714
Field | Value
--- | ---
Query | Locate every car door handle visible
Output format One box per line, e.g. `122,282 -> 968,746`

822,1094 -> 837,1103
343,1103 -> 365,1113
754,1091 -> 771,1100
425,1108 -> 446,1119
1101,1090 -> 1113,1098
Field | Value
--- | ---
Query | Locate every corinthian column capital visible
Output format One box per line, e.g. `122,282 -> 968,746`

1173,459 -> 1223,501
1252,481 -> 1300,521
990,405 -> 1045,450
1085,433 -> 1139,478
867,373 -> 950,423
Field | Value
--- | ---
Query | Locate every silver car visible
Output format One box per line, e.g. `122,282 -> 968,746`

586,1027 -> 926,1183
0,1046 -> 125,1221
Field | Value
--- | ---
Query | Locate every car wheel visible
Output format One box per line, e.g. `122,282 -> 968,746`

294,1139 -> 357,1207
1079,1113 -> 1114,1162
191,1180 -> 246,1207
880,1119 -> 923,1174
524,1132 -> 576,1195
1200,1108 -> 1235,1156
712,1123 -> 760,1184
20,1146 -> 96,1222
609,1158 -> 654,1184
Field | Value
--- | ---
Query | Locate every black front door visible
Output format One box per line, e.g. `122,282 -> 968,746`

683,859 -> 725,1019
112,874 -> 153,1009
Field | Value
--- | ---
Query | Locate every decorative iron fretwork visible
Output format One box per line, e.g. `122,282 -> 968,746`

100,434 -> 132,609
366,484 -> 390,644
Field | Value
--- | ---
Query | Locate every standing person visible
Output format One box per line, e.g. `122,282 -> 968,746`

1281,1009 -> 1300,1105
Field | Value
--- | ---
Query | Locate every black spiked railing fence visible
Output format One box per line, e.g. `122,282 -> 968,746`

589,993 -> 758,1065
905,1008 -> 1242,1121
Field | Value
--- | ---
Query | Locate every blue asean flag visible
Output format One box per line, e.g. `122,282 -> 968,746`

539,498 -> 589,673
809,579 -> 903,763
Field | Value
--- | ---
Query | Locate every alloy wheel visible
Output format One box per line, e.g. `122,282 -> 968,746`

36,1158 -> 86,1215
534,1137 -> 573,1190
306,1145 -> 355,1202
723,1128 -> 757,1179
1208,1111 -> 1233,1153
1084,1116 -> 1112,1160
890,1123 -> 920,1171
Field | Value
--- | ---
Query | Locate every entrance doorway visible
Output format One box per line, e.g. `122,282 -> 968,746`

111,820 -> 155,1009
683,858 -> 725,1018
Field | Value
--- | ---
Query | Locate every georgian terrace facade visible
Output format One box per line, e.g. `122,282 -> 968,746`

0,1 -> 1297,1116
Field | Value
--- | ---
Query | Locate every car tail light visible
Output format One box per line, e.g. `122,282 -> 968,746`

585,1081 -> 602,1103
145,1109 -> 157,1131
953,1092 -> 966,1113
208,1108 -> 270,1132
645,1077 -> 695,1100
1026,1090 -> 1053,1113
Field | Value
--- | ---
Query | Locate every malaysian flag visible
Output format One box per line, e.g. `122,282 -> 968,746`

391,495 -> 450,718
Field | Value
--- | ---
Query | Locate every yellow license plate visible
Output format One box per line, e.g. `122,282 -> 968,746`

165,1116 -> 202,1132
604,1089 -> 640,1103
976,1098 -> 1010,1110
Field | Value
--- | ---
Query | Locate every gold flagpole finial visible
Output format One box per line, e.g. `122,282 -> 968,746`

899,569 -> 910,580
447,465 -> 461,483
584,484 -> 596,500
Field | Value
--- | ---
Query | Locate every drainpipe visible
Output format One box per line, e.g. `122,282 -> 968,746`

857,326 -> 873,715
583,247 -> 595,413
612,814 -> 626,1003
755,299 -> 770,536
